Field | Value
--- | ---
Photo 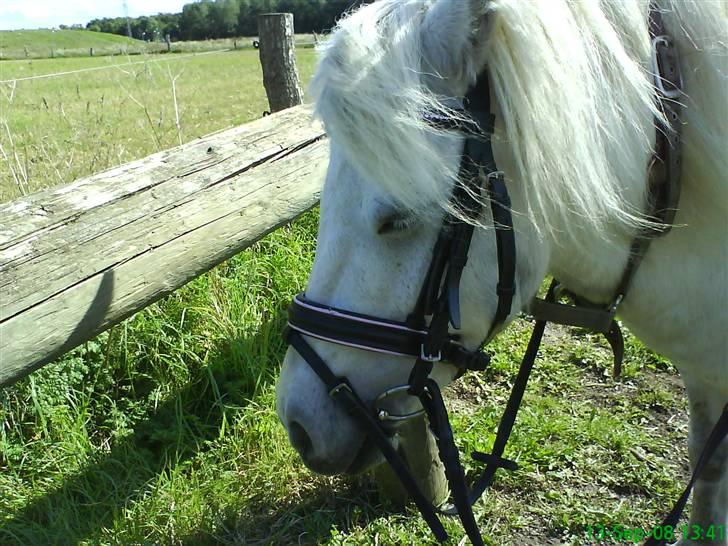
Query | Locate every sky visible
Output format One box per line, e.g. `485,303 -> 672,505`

1,1 -> 191,31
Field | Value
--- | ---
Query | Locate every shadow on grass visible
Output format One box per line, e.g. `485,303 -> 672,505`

180,481 -> 387,545
0,311 -> 302,546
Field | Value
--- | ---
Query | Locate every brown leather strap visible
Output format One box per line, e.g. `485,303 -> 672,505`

527,297 -> 615,333
530,3 -> 685,374
645,3 -> 683,235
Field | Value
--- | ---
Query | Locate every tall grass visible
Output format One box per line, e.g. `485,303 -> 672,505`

0,212 -> 323,544
0,29 -> 140,60
0,49 -> 317,201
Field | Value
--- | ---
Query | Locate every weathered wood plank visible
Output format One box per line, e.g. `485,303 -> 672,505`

0,105 -> 327,386
0,106 -> 319,249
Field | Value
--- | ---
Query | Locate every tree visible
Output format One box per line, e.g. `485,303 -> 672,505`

209,0 -> 240,38
157,13 -> 182,40
132,16 -> 162,41
85,0 -> 367,41
86,17 -> 128,36
237,0 -> 255,36
180,1 -> 213,40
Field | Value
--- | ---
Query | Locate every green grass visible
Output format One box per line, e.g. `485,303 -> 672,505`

0,29 -> 143,60
0,48 -> 317,201
0,31 -> 317,61
0,48 -> 690,545
0,214 -> 323,545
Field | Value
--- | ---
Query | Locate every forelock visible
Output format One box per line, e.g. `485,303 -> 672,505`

310,0 -> 463,215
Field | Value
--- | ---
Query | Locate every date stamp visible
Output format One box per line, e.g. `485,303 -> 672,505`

585,523 -> 726,543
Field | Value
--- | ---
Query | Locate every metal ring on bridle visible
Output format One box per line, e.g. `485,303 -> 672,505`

374,385 -> 427,422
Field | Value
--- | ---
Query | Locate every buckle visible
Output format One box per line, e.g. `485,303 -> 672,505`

652,35 -> 683,99
486,171 -> 511,209
328,381 -> 353,397
608,293 -> 624,314
420,344 -> 442,363
486,170 -> 505,184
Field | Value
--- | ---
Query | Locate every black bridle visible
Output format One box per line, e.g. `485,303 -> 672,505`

287,71 -> 524,545
285,8 -> 728,545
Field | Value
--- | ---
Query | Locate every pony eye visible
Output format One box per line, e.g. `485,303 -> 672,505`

377,213 -> 415,235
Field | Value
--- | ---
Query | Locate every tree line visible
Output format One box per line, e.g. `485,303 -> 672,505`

86,0 -> 367,42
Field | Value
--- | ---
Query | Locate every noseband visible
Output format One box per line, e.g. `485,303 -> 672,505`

285,8 -> 728,545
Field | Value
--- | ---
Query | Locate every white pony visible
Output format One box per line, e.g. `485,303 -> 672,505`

276,0 -> 727,541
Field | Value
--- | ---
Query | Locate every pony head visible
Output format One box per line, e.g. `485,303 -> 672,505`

276,0 -> 657,475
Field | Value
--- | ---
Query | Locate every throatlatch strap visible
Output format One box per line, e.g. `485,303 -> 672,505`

527,297 -> 615,333
527,289 -> 624,375
488,172 -> 516,334
644,403 -> 728,546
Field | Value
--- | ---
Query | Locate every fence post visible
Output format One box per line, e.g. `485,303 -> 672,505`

257,13 -> 303,113
373,414 -> 448,507
90,47 -> 94,56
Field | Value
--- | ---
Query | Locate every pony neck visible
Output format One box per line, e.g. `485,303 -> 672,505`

487,79 -> 652,306
478,1 -> 661,304
545,216 -> 639,305
534,103 -> 654,304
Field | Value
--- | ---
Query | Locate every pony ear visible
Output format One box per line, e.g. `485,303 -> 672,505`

421,0 -> 491,85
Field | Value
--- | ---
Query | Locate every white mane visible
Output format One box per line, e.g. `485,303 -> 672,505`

310,0 -> 726,238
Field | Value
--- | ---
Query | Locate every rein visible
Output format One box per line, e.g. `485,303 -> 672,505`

286,6 -> 727,545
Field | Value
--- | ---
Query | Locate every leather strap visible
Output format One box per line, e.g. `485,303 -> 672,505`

465,280 -> 556,501
288,294 -> 491,373
488,172 -> 517,336
644,4 -> 683,237
527,1 -> 684,377
287,330 -> 450,542
462,70 -> 516,337
527,297 -> 615,333
644,403 -> 728,546
419,378 -> 485,546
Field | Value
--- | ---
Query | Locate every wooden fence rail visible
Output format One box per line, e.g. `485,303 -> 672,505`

0,105 -> 327,387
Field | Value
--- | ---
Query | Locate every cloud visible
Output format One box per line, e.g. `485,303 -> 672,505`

3,3 -> 54,20
0,0 -> 190,30
127,0 -> 189,16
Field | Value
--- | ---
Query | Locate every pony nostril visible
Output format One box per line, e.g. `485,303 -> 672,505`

288,420 -> 313,457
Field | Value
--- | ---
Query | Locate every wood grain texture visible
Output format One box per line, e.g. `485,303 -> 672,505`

258,13 -> 303,112
0,104 -> 327,386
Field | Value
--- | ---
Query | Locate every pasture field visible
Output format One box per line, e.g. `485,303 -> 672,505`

0,47 -> 690,545
0,49 -> 314,202
0,29 -> 315,61
0,29 -> 141,60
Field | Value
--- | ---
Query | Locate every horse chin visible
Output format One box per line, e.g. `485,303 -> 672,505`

344,435 -> 384,475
